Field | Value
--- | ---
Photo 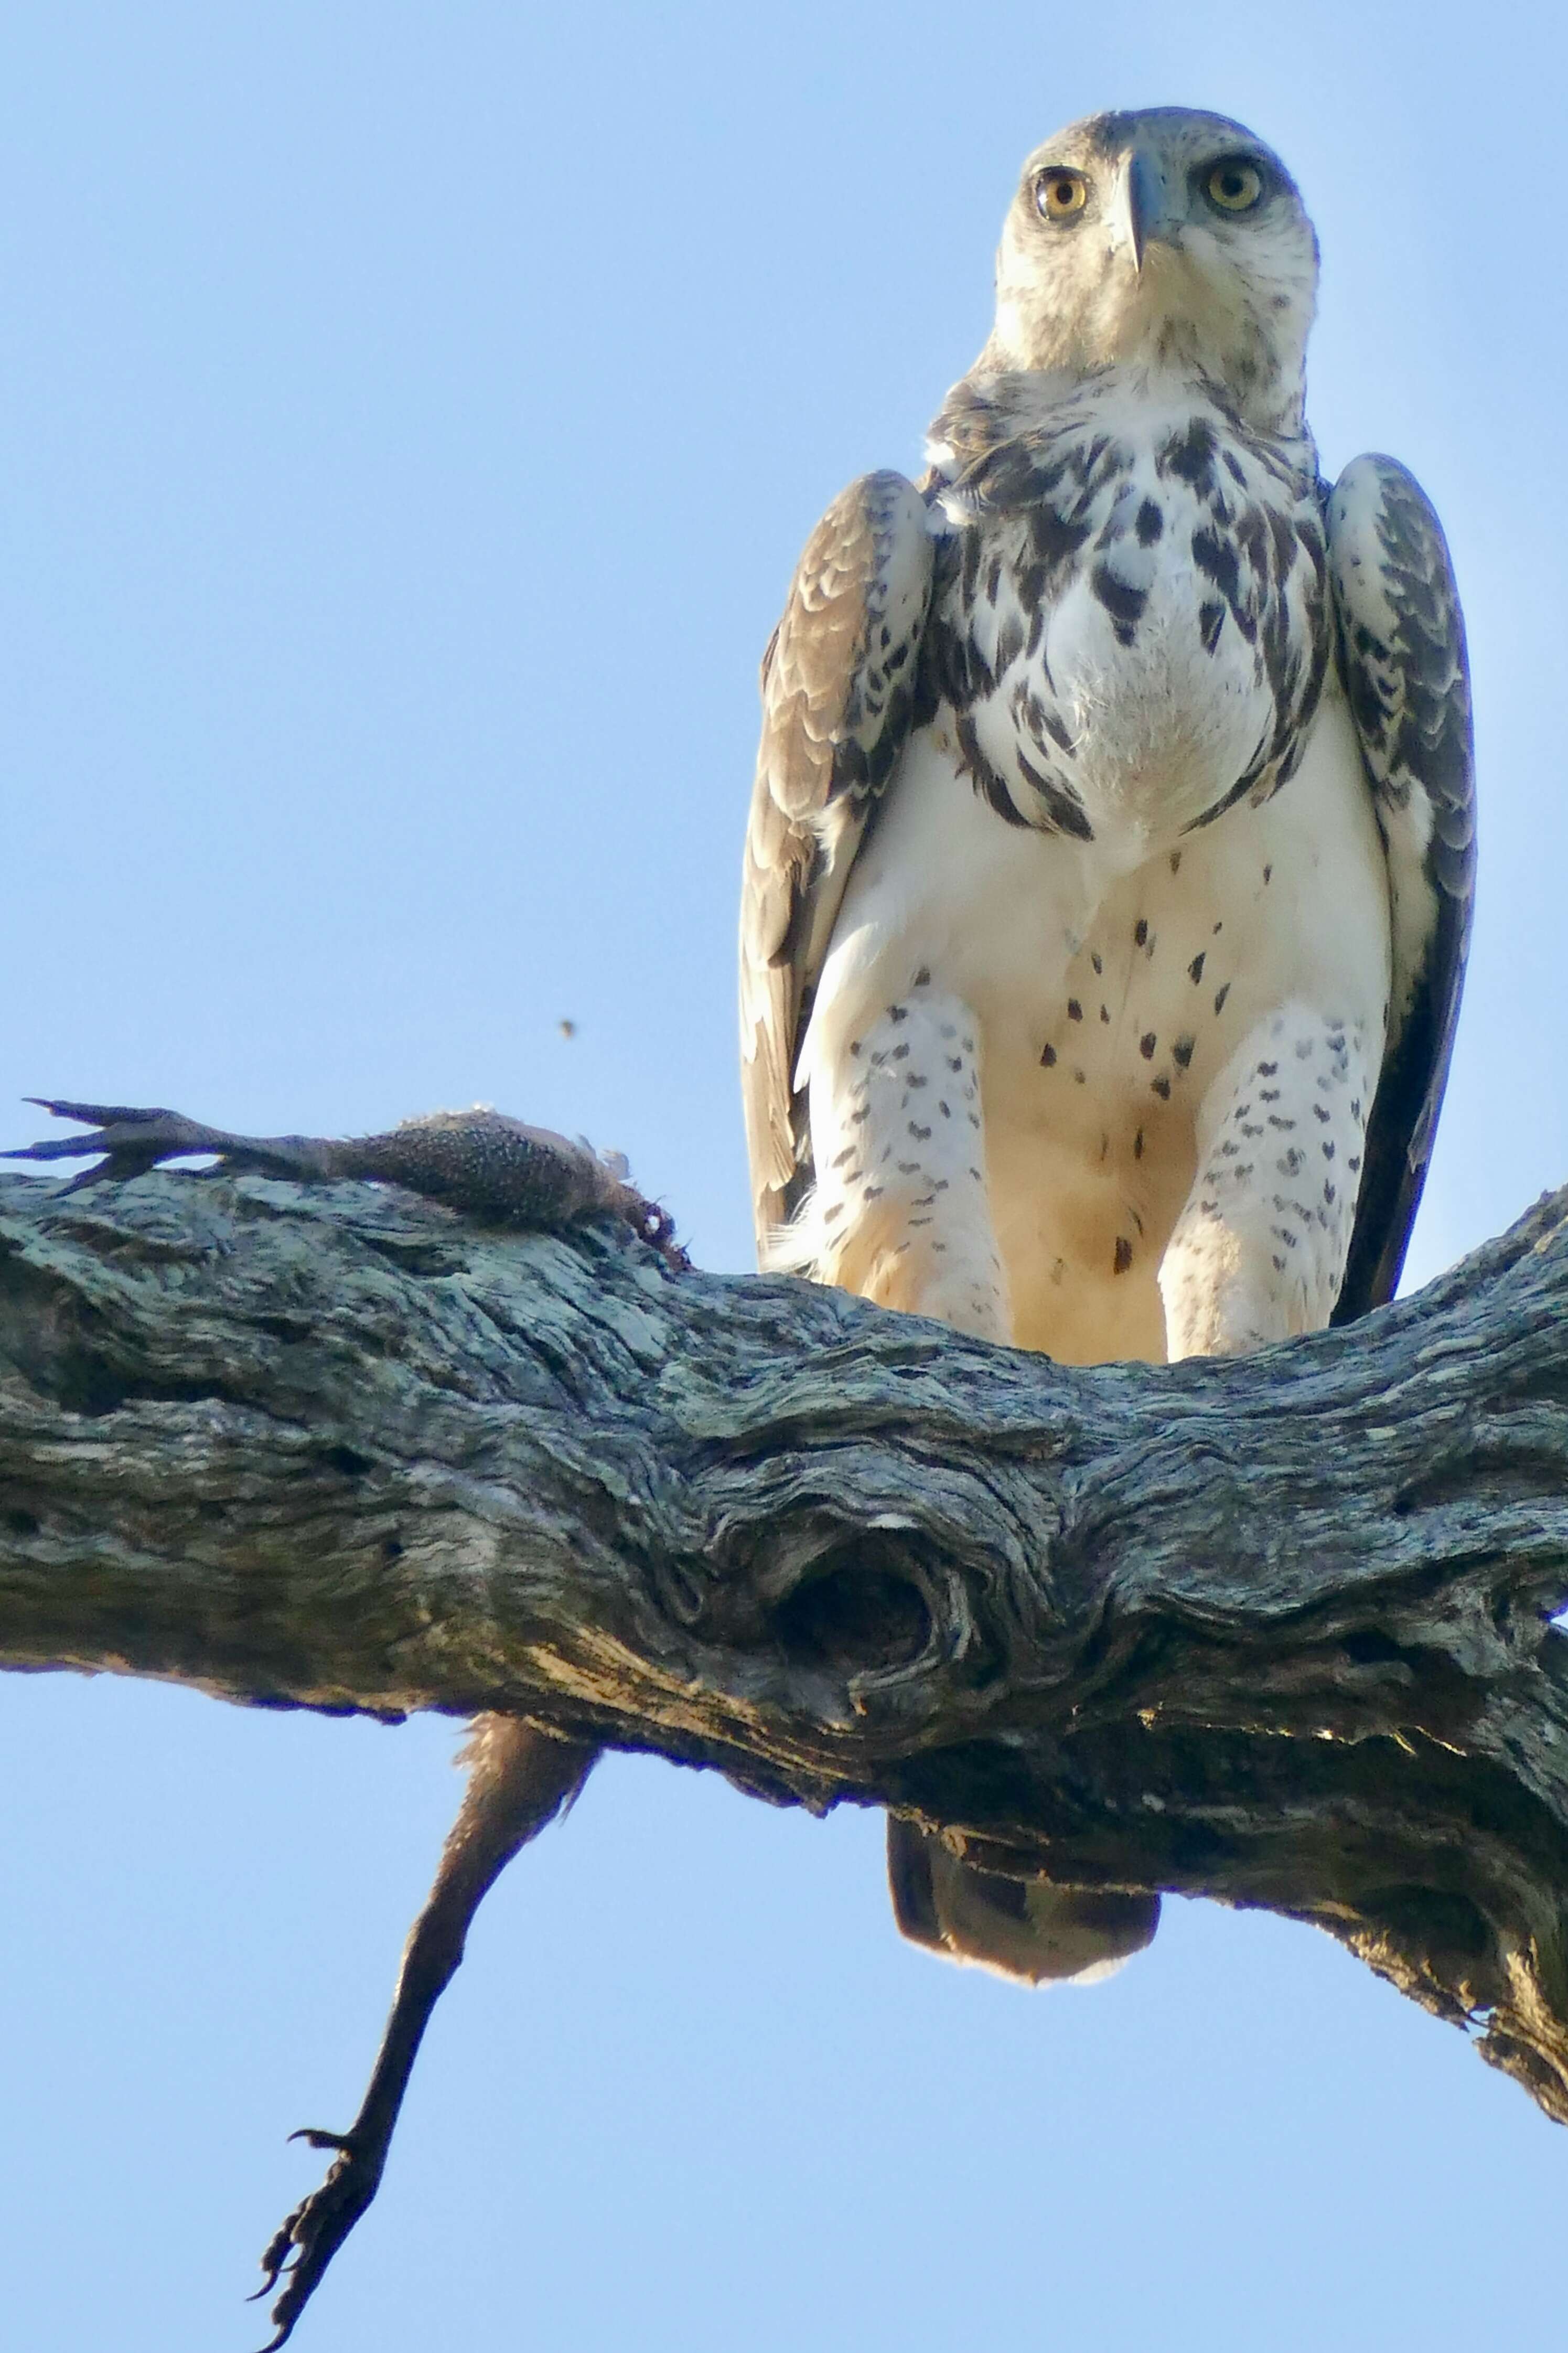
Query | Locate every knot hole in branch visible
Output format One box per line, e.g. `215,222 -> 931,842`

772,1533 -> 935,1676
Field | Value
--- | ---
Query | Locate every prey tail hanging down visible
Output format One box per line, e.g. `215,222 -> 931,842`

252,1719 -> 597,2351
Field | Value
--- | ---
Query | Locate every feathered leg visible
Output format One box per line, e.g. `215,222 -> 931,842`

1160,1002 -> 1376,1358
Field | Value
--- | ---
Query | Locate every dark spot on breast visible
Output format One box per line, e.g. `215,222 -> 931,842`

951,700 -> 1016,811
1113,1236 -> 1134,1274
1213,982 -> 1231,1014
912,966 -> 931,987
1100,1004 -> 1110,1023
1015,748 -> 1096,840
1136,498 -> 1164,547
1188,952 -> 1206,984
1169,850 -> 1182,874
1172,1036 -> 1195,1069
1159,415 -> 1218,494
1139,1032 -> 1157,1059
1090,561 -> 1148,644
1263,864 -> 1273,884
1191,526 -> 1240,608
993,611 -> 1026,676
1090,950 -> 1103,975
1134,918 -> 1148,947
1152,1075 -> 1172,1100
1040,1043 -> 1057,1067
1073,1068 -> 1087,1084
1198,599 -> 1226,655
1133,1128 -> 1144,1159
1067,999 -> 1083,1022
888,1003 -> 908,1022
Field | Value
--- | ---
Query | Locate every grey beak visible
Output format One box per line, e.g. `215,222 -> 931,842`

1124,147 -> 1164,275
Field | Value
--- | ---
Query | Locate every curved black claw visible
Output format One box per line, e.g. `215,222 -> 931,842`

5,1099 -> 233,1193
252,2130 -> 385,2351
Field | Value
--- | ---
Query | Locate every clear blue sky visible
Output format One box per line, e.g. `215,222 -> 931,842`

1,6 -> 1563,2347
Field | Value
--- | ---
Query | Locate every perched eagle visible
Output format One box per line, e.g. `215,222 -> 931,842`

739,107 -> 1475,1983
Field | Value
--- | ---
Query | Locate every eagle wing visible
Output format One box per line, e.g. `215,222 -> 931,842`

739,470 -> 935,1253
1326,454 -> 1476,1322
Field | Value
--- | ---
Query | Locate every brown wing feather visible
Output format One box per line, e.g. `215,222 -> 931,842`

1326,455 -> 1475,1322
739,470 -> 935,1254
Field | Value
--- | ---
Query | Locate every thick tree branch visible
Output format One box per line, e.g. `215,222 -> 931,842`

2,1167 -> 1567,2122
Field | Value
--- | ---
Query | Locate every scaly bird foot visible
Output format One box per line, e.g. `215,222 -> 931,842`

6,1099 -> 338,1191
251,2126 -> 386,2351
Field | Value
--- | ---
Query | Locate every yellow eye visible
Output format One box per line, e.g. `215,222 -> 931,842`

1035,168 -> 1089,222
1205,157 -> 1264,213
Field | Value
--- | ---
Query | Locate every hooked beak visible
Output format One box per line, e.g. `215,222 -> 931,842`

1121,146 -> 1167,276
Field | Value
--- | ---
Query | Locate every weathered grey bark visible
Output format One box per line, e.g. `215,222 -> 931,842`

2,1164 -> 1567,2123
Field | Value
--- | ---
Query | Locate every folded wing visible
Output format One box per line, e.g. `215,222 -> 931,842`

739,470 -> 935,1253
1326,455 -> 1476,1321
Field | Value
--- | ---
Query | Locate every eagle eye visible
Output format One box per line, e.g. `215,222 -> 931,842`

1204,156 -> 1265,214
1034,167 -> 1089,223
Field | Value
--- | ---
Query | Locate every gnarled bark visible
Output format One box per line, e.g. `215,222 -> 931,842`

1,1167 -> 1566,2120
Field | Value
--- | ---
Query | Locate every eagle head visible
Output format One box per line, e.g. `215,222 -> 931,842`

986,108 -> 1319,433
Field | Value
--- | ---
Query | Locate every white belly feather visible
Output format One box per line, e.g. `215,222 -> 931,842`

793,668 -> 1390,1362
